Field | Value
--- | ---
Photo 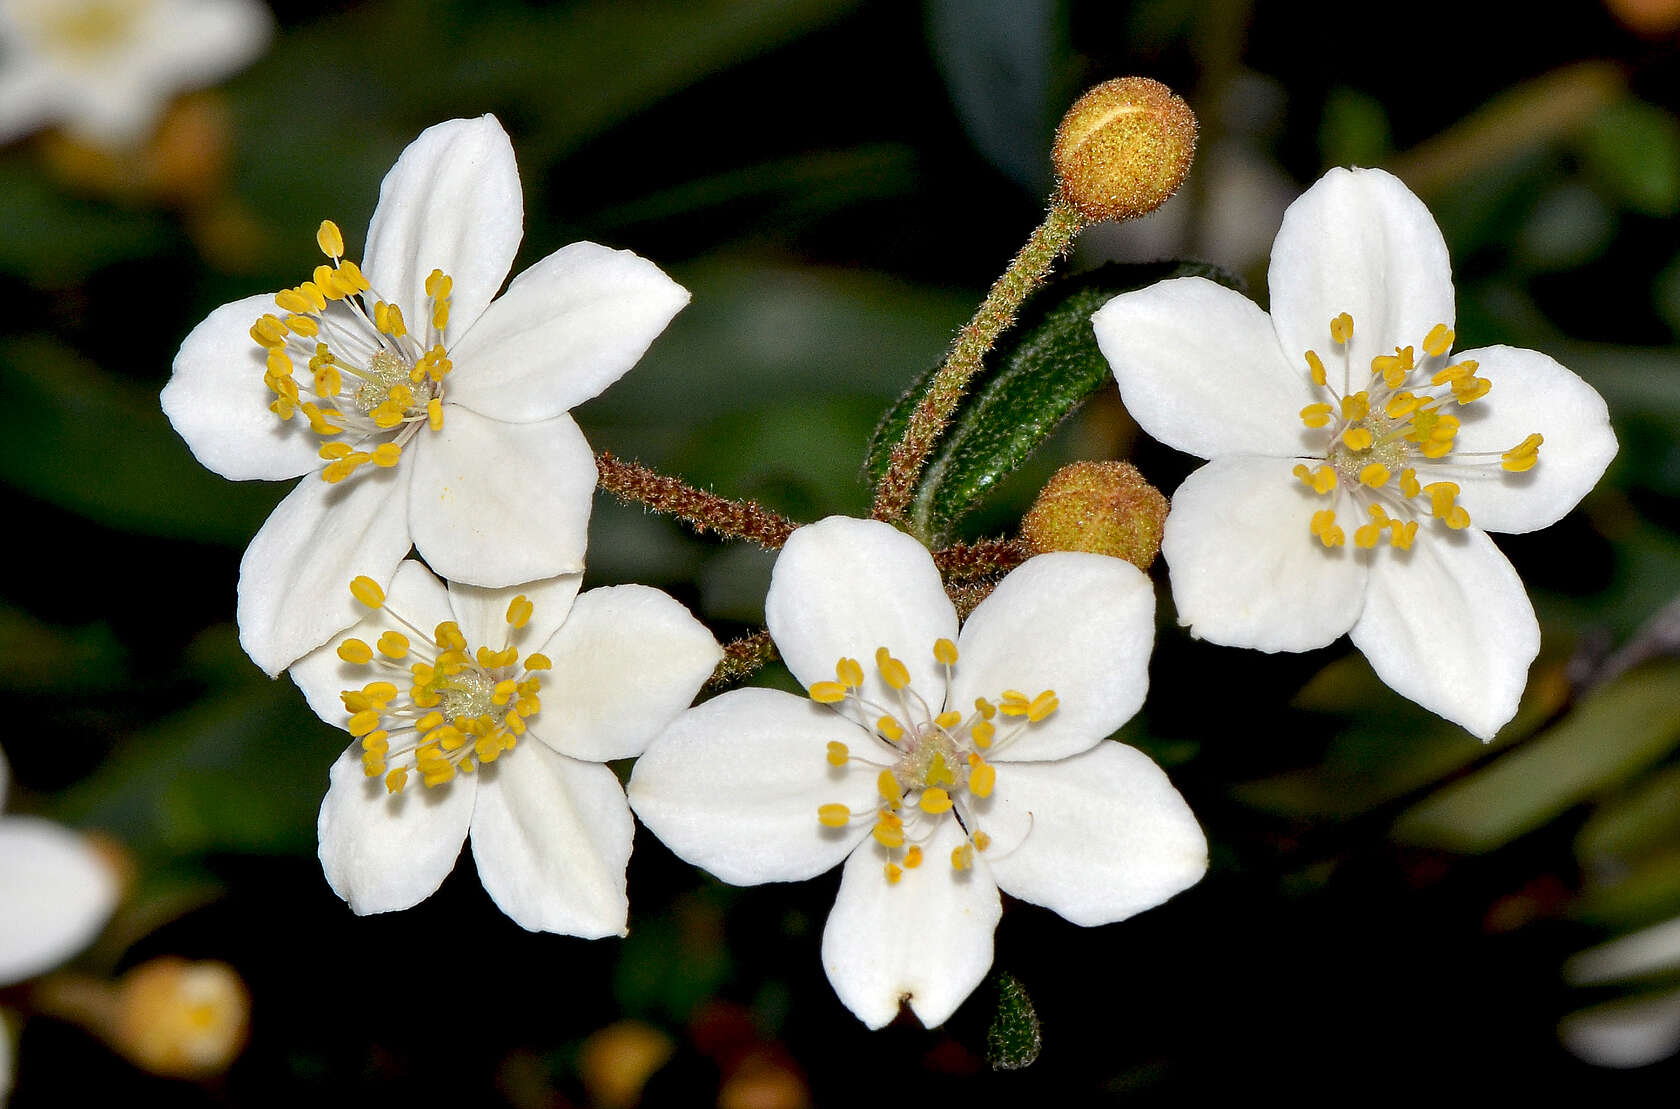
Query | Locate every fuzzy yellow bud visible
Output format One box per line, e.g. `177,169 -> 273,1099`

1051,76 -> 1197,224
1019,460 -> 1169,571
112,958 -> 250,1077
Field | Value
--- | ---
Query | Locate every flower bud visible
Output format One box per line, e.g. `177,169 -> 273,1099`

1020,461 -> 1168,570
1052,77 -> 1197,224
111,958 -> 249,1078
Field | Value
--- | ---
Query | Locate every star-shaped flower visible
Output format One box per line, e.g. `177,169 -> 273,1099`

0,0 -> 271,148
1093,167 -> 1618,740
628,516 -> 1206,1029
163,115 -> 690,676
290,560 -> 720,936
0,747 -> 120,989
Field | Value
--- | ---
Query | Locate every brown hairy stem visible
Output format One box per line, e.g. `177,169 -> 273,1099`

933,537 -> 1031,579
596,452 -> 799,551
707,629 -> 778,691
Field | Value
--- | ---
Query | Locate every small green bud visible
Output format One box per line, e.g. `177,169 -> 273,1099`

1020,461 -> 1168,570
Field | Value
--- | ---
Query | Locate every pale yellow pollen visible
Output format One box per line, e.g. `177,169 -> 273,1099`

1399,468 -> 1421,498
933,638 -> 959,665
1330,312 -> 1354,344
951,844 -> 974,872
1305,350 -> 1327,387
875,647 -> 910,690
904,845 -> 924,868
337,639 -> 372,665
427,398 -> 444,431
1341,427 -> 1374,451
836,657 -> 864,689
1423,323 -> 1454,358
1341,392 -> 1370,422
826,741 -> 849,767
350,576 -> 385,609
884,863 -> 903,885
1300,403 -> 1333,429
817,804 -> 850,828
1027,690 -> 1059,722
969,762 -> 996,798
970,720 -> 995,748
876,715 -> 904,741
1501,433 -> 1543,472
919,788 -> 953,815
1358,463 -> 1391,488
316,220 -> 344,259
525,653 -> 552,670
371,443 -> 402,468
1293,463 -> 1338,496
934,710 -> 963,729
506,595 -> 533,629
973,831 -> 992,852
877,769 -> 900,804
808,681 -> 846,704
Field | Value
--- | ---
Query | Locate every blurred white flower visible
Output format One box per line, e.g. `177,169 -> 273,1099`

1095,167 -> 1619,740
163,115 -> 690,675
1560,914 -> 1680,1068
290,560 -> 719,937
629,516 -> 1206,1029
0,0 -> 271,148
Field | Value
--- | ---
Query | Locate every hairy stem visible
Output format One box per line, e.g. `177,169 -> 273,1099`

933,537 -> 1032,579
707,629 -> 778,690
597,452 -> 799,551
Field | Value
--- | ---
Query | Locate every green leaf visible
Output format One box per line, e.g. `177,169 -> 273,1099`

1575,848 -> 1680,932
1582,98 -> 1680,217
0,162 -> 172,286
986,972 -> 1042,1071
0,336 -> 279,543
1392,662 -> 1680,853
1576,763 -> 1680,864
868,262 -> 1241,543
1320,87 -> 1392,169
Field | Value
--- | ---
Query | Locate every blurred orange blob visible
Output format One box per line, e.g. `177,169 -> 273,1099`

1604,0 -> 1680,34
39,91 -> 231,206
111,957 -> 250,1078
578,1020 -> 675,1109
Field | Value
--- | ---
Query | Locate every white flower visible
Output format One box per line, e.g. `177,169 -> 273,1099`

163,115 -> 690,676
628,516 -> 1206,1029
290,559 -> 720,937
0,747 -> 120,988
1093,167 -> 1618,740
0,0 -> 270,148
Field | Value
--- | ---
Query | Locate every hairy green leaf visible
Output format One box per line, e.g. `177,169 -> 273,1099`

986,972 -> 1042,1071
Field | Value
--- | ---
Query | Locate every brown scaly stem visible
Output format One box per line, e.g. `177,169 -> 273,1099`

933,537 -> 1031,579
706,629 -> 778,691
596,452 -> 799,551
870,200 -> 1085,530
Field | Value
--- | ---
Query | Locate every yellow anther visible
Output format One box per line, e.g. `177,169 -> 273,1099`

427,398 -> 443,431
972,831 -> 992,852
935,710 -> 963,729
951,844 -> 974,872
1340,392 -> 1370,422
974,697 -> 996,720
1371,354 -> 1408,389
933,638 -> 959,665
335,259 -> 369,292
884,863 -> 903,885
1501,433 -> 1543,472
1305,349 -> 1327,387
877,769 -> 901,803
434,621 -> 466,650
360,730 -> 388,753
361,753 -> 385,778
904,846 -> 924,869
316,220 -> 344,258
876,715 -> 904,742
1390,520 -> 1419,549
873,820 -> 906,849
1354,521 -> 1382,549
1424,481 -> 1460,518
269,397 -> 297,420
835,657 -> 864,689
350,576 -> 385,609
1341,427 -> 1373,451
297,282 -> 327,311
385,768 -> 409,794
1452,375 -> 1491,404
969,762 -> 996,798
347,710 -> 381,737
1358,463 -> 1391,488
414,710 -> 444,733
970,720 -> 995,749
1423,324 -> 1454,358
369,401 -> 404,430
284,314 -> 319,338
361,681 -> 397,706
1431,361 -> 1474,386
1299,403 -> 1333,429
504,594 -> 533,629
249,314 -> 288,349
826,741 -> 849,767
1293,463 -> 1338,495
432,301 -> 450,332
1385,391 -> 1420,419
1027,690 -> 1059,722
874,647 -> 911,690
303,405 -> 344,437
319,442 -> 351,461
314,363 -> 343,397
274,288 -> 312,315
337,639 -> 372,664
809,681 -> 847,704
422,766 -> 456,789
265,348 -> 294,376
1330,312 -> 1353,344
525,653 -> 552,671
919,787 -> 953,815
363,443 -> 399,469
1310,509 -> 1337,538
1444,505 -> 1472,530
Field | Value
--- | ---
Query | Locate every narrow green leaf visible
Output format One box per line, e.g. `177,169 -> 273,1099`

1392,662 -> 1680,853
986,972 -> 1042,1071
1575,848 -> 1680,932
1576,763 -> 1680,864
1582,98 -> 1680,217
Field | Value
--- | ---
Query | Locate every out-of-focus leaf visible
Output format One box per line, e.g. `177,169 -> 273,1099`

53,679 -> 343,858
612,891 -> 732,1022
1582,98 -> 1680,217
1656,253 -> 1680,337
1392,662 -> 1680,853
1576,848 -> 1680,932
985,972 -> 1042,1071
1515,181 -> 1617,271
0,337 -> 279,542
1578,764 -> 1680,864
926,0 -> 1065,192
868,262 -> 1240,543
1320,87 -> 1392,169
0,605 -> 126,693
0,163 -> 172,285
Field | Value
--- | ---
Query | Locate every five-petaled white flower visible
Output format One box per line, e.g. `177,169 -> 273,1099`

0,746 -> 120,990
628,516 -> 1207,1029
0,0 -> 271,148
289,560 -> 720,937
1093,167 -> 1618,740
163,115 -> 691,676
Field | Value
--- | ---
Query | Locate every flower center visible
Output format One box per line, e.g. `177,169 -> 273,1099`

249,221 -> 456,486
332,577 -> 547,794
20,0 -> 150,57
811,640 -> 1056,885
1290,313 -> 1543,550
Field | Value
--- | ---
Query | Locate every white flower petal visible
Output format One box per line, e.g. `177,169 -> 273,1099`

447,242 -> 690,423
289,560 -> 453,727
362,116 -> 523,337
948,553 -> 1154,763
523,586 -> 720,763
980,742 -> 1206,926
237,467 -> 414,677
1161,456 -> 1368,652
317,741 -> 474,915
0,59 -> 58,144
468,745 -> 635,938
0,817 -> 118,986
445,573 -> 583,661
1350,527 -> 1539,741
628,689 -> 878,885
162,292 -> 322,481
765,517 -> 958,708
1428,345 -> 1617,535
821,818 -> 1000,1030
1560,992 -> 1680,1069
1268,167 -> 1456,378
407,408 -> 594,587
1093,276 -> 1314,460
138,0 -> 272,91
